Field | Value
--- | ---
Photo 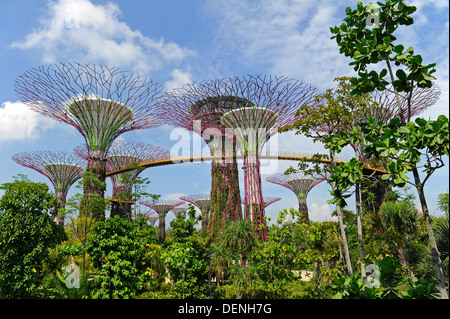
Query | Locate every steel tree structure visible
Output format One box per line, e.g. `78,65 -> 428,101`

11,150 -> 85,226
14,62 -> 165,220
76,140 -> 169,220
263,196 -> 281,208
140,199 -> 184,243
171,206 -> 189,218
161,75 -> 319,241
180,194 -> 211,234
216,75 -> 320,241
266,172 -> 325,224
159,88 -> 245,241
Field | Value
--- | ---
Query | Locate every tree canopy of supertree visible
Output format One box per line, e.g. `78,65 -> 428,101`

266,172 -> 325,224
140,199 -> 184,243
14,62 -> 166,220
213,75 -> 320,241
12,150 -> 85,226
161,75 -> 319,241
179,194 -> 211,234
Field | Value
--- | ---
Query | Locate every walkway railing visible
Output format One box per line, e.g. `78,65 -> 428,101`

106,150 -> 388,176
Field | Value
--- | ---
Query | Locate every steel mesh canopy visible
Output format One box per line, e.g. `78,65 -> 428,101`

14,62 -> 165,153
266,172 -> 325,200
179,194 -> 211,212
263,196 -> 281,208
67,96 -> 134,151
12,150 -> 85,198
220,107 -> 279,156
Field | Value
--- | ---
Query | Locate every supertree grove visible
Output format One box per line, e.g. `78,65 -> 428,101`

14,62 -> 165,220
11,150 -> 85,226
161,75 -> 319,241
140,199 -> 184,243
266,172 -> 325,223
179,194 -> 211,234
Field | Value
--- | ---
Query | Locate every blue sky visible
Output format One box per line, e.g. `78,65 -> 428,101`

0,0 -> 448,224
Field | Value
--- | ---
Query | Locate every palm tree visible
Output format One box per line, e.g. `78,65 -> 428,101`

434,215 -> 449,280
379,201 -> 420,275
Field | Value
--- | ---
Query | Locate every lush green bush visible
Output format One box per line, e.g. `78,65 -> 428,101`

0,176 -> 68,298
86,216 -> 141,299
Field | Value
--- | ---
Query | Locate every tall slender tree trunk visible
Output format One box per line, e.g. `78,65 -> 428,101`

330,149 -> 353,276
355,183 -> 365,278
412,167 -> 448,299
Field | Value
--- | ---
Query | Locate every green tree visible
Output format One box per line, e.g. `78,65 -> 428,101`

280,76 -> 376,276
330,0 -> 448,298
169,205 -> 199,243
0,175 -> 67,298
86,216 -> 140,299
379,201 -> 420,274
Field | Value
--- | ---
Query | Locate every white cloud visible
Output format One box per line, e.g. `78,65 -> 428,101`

164,69 -> 193,90
309,202 -> 335,222
11,0 -> 195,74
207,0 -> 352,89
0,101 -> 55,143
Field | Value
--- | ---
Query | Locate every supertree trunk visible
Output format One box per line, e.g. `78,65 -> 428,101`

82,149 -> 107,221
209,140 -> 242,240
243,156 -> 266,241
298,197 -> 309,224
54,191 -> 66,226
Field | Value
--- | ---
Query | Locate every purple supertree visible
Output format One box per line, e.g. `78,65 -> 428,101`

179,194 -> 211,234
266,172 -> 325,224
140,199 -> 184,243
161,75 -> 319,241
171,206 -> 189,218
263,196 -> 281,208
217,75 -> 320,241
159,87 -> 245,241
12,150 -> 85,226
14,62 -> 165,220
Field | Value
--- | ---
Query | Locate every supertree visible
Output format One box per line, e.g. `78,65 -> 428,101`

14,62 -> 165,220
179,194 -> 211,234
159,88 -> 244,241
75,140 -> 169,220
171,206 -> 189,218
215,75 -> 320,241
263,196 -> 281,208
140,199 -> 184,243
11,150 -> 85,226
161,75 -> 319,241
266,172 -> 325,224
